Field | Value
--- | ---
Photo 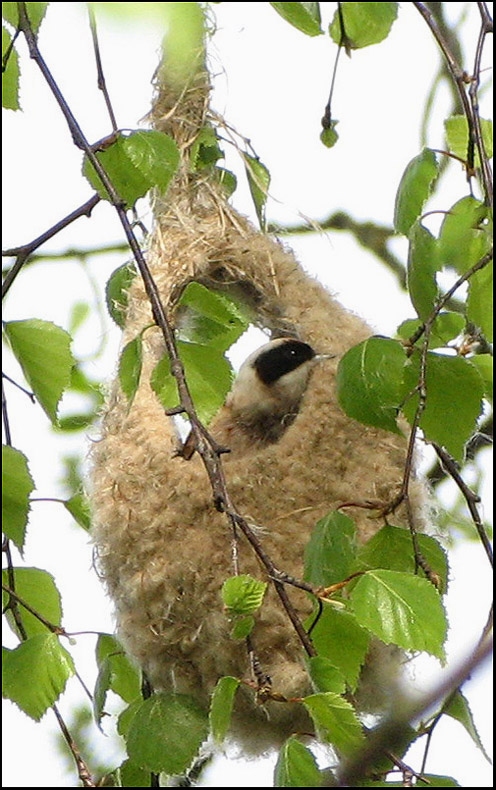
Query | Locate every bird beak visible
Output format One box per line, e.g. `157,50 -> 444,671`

314,353 -> 336,362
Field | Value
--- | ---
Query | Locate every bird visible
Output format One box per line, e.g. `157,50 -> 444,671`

180,337 -> 331,459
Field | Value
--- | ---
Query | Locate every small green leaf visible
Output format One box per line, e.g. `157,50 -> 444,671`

307,656 -> 346,695
304,511 -> 357,587
394,149 -> 438,235
305,603 -> 369,691
190,126 -> 223,171
438,196 -> 490,274
442,689 -> 491,763
320,122 -> 339,148
270,2 -> 323,36
467,261 -> 493,342
445,115 -> 493,165
2,634 -> 75,720
329,2 -> 398,49
469,354 -> 492,403
336,337 -> 406,434
402,352 -> 484,462
303,692 -> 365,753
4,319 -> 74,424
118,334 -> 143,407
94,634 -> 141,727
2,446 -> 34,550
2,567 -> 63,639
177,282 -> 248,351
2,2 -> 48,32
407,222 -> 439,320
209,676 -> 240,743
356,525 -> 449,593
83,131 -> 179,209
397,312 -> 465,349
222,575 -> 267,616
63,492 -> 91,530
242,153 -> 271,228
151,341 -> 234,424
214,167 -> 237,197
274,736 -> 322,787
105,262 -> 137,328
230,614 -> 255,640
116,759 -> 150,788
2,26 -> 19,110
126,693 -> 208,774
350,569 -> 447,659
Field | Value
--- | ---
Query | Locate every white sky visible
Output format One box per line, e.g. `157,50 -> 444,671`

2,2 -> 493,787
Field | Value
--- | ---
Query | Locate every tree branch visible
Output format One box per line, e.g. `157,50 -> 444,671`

2,193 -> 101,299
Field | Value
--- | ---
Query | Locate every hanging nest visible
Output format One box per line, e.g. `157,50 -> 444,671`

91,54 -> 426,753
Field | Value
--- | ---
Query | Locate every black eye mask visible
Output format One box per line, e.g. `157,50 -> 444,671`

253,340 -> 315,386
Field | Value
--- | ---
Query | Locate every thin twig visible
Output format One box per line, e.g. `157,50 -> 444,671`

52,704 -> 96,787
431,443 -> 493,566
2,373 -> 36,403
88,6 -> 118,132
469,2 -> 494,206
2,193 -> 101,299
406,248 -> 493,348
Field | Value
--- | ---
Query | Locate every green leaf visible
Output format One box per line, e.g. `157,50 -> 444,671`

2,2 -> 48,33
350,569 -> 447,659
126,693 -> 208,774
63,492 -> 91,530
397,312 -> 465,349
394,149 -> 438,235
438,196 -> 490,274
305,603 -> 369,691
214,166 -> 237,197
116,759 -> 150,788
2,446 -> 34,550
274,736 -> 322,787
190,126 -> 223,171
2,26 -> 20,110
329,2 -> 398,49
83,130 -> 179,209
306,656 -> 346,695
4,319 -> 74,424
177,282 -> 248,351
356,525 -> 449,594
222,575 -> 267,616
336,337 -> 406,434
407,222 -> 439,320
270,2 -> 323,36
105,262 -> 137,329
209,676 -> 240,744
151,341 -> 234,424
402,352 -> 484,462
469,354 -> 492,403
304,511 -> 357,587
442,689 -> 491,763
445,115 -> 493,165
320,121 -> 339,148
118,334 -> 143,407
94,634 -> 141,726
2,567 -> 63,639
242,153 -> 271,228
230,614 -> 255,640
2,634 -> 75,720
303,692 -> 365,753
467,261 -> 493,342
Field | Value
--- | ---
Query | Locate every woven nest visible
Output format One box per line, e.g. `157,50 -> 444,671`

91,59 -> 426,753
